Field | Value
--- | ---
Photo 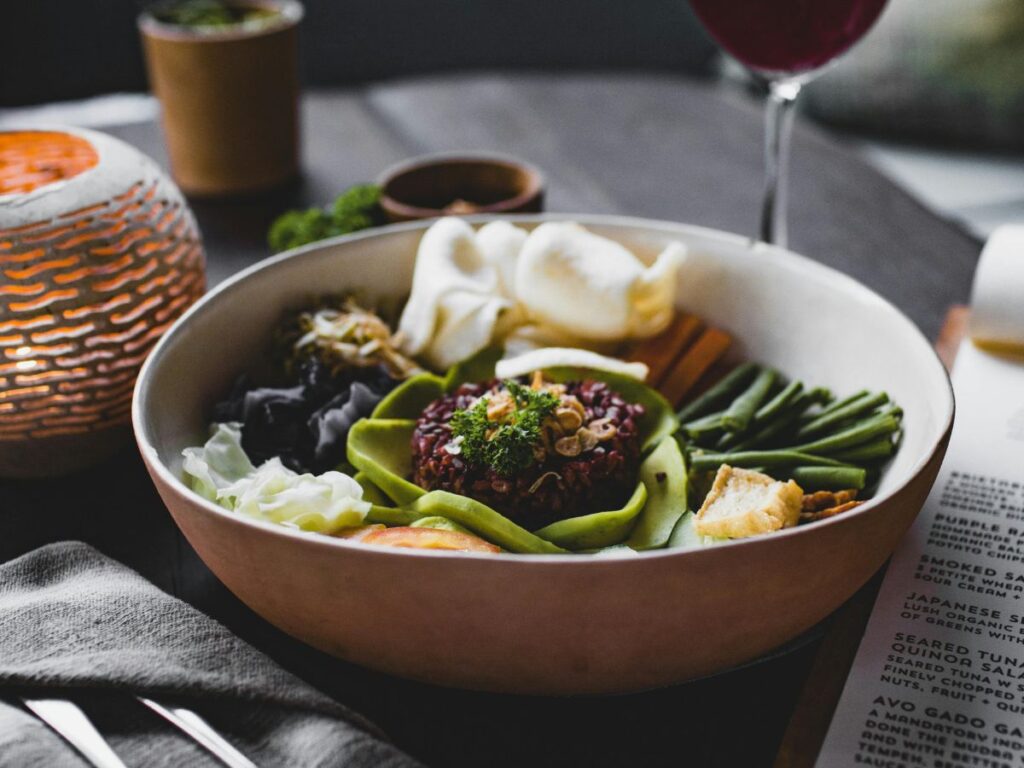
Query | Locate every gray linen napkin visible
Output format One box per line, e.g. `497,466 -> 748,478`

0,541 -> 422,768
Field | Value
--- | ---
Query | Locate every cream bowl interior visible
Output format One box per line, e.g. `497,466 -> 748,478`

133,214 -> 953,694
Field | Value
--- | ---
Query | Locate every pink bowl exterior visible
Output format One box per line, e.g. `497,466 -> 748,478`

142,431 -> 948,695
134,214 -> 954,695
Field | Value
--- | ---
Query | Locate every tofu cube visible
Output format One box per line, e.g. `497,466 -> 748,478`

694,465 -> 802,539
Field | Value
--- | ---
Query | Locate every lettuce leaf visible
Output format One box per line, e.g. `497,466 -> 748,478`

183,422 -> 371,533
181,422 -> 254,504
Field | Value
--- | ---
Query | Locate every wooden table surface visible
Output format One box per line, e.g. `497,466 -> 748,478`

0,74 -> 982,767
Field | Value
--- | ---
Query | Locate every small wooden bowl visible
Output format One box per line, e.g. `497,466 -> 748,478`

378,154 -> 544,222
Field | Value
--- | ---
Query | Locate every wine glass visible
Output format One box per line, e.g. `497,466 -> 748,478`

689,0 -> 889,247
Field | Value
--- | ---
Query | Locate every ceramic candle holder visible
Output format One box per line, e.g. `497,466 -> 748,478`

0,127 -> 206,477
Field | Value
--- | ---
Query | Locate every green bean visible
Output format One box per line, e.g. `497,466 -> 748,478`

831,438 -> 895,463
804,387 -> 835,406
716,381 -> 800,449
689,450 -> 849,471
725,409 -> 803,452
676,362 -> 760,423
725,387 -> 831,452
754,380 -> 803,424
778,386 -> 833,419
721,368 -> 777,433
714,431 -> 738,451
791,414 -> 901,455
800,389 -> 866,423
883,404 -> 904,420
789,466 -> 867,491
682,410 -> 726,439
795,391 -> 889,440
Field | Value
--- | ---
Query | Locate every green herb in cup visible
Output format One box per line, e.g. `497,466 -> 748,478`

155,0 -> 279,28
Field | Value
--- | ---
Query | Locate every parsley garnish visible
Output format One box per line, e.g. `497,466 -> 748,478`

449,380 -> 559,476
267,184 -> 384,253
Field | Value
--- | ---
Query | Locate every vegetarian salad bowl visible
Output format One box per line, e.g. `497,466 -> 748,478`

133,214 -> 953,695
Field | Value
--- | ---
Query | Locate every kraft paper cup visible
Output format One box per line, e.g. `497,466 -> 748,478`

139,1 -> 303,197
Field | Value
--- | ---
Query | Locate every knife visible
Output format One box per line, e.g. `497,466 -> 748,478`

137,697 -> 258,768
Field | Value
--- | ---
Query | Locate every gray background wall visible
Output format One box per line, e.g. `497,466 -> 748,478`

0,0 -> 717,106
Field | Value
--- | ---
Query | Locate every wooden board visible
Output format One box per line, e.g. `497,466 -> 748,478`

772,305 -> 969,768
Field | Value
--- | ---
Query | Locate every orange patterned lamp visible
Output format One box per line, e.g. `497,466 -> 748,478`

0,127 -> 205,477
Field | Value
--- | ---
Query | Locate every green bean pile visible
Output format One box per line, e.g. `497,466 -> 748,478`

676,363 -> 902,493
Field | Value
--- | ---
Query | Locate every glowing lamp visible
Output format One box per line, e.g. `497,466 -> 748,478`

0,127 -> 205,477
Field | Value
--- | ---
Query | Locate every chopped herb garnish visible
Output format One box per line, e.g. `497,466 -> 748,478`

267,184 -> 384,253
449,380 -> 559,476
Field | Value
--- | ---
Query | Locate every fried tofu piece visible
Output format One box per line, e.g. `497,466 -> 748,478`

801,489 -> 858,513
800,499 -> 865,524
694,465 -> 803,538
799,489 -> 864,524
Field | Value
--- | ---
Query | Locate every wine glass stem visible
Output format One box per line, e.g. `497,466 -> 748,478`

760,79 -> 802,248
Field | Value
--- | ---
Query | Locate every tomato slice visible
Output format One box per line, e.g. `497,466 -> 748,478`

360,526 -> 501,553
332,524 -> 385,541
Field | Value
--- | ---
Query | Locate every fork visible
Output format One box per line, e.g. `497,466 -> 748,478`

21,698 -> 127,768
21,696 -> 257,768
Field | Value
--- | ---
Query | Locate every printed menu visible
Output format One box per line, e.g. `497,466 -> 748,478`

817,229 -> 1024,767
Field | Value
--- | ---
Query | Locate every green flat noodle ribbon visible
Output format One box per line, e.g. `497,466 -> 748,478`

348,355 -> 683,553
346,419 -> 425,506
533,483 -> 647,550
627,435 -> 689,550
408,491 -> 568,554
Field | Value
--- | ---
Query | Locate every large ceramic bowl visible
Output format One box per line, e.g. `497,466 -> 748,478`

133,215 -> 953,695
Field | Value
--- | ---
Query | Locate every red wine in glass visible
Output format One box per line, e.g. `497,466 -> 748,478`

690,0 -> 888,76
688,0 -> 889,244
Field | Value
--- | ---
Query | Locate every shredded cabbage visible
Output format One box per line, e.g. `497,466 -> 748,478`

182,423 -> 370,533
181,422 -> 254,504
